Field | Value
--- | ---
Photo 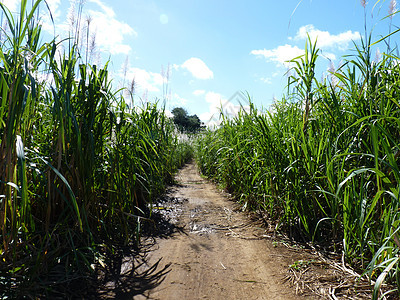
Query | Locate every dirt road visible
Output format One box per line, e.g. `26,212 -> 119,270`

135,162 -> 309,300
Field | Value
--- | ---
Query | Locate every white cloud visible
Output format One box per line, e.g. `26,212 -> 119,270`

88,0 -> 115,17
323,52 -> 337,61
205,91 -> 223,105
165,109 -> 173,118
179,58 -> 214,80
0,0 -> 60,33
170,93 -> 188,106
251,44 -> 304,68
46,0 -> 61,18
125,67 -> 164,93
193,89 -> 205,96
272,71 -> 281,77
1,0 -> 18,12
39,0 -> 61,33
42,0 -> 136,56
293,24 -> 360,50
260,77 -> 272,84
199,92 -> 224,127
88,2 -> 137,55
251,25 -> 359,69
199,91 -> 250,128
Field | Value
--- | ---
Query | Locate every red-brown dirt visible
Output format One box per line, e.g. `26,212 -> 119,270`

136,162 -> 311,300
99,162 -> 377,300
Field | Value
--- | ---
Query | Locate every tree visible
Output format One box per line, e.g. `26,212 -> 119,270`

171,107 -> 203,133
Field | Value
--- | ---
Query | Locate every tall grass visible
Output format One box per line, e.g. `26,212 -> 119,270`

196,16 -> 400,300
0,1 -> 192,297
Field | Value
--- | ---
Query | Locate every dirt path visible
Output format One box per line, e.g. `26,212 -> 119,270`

135,162 -> 310,300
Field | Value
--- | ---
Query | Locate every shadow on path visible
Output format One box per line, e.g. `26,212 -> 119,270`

96,192 -> 187,299
96,243 -> 171,299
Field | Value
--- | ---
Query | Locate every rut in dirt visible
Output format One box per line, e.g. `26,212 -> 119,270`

134,161 -> 305,300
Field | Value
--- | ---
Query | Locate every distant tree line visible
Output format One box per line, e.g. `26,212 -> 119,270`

171,107 -> 205,133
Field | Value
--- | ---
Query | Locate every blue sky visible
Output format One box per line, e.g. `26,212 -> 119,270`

2,0 -> 398,125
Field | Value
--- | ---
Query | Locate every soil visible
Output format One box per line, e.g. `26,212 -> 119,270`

104,161 -> 380,299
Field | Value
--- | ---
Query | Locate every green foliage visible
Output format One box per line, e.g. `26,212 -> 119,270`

0,1 -> 193,297
196,27 -> 400,298
171,107 -> 203,133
